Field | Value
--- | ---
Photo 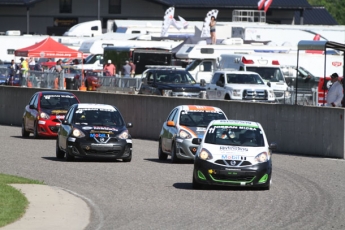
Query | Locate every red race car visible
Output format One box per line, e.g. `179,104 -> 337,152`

22,91 -> 80,138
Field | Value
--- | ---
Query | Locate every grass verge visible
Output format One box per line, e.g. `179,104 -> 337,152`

0,173 -> 43,227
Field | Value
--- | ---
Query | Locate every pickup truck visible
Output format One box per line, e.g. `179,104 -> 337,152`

138,66 -> 207,98
206,70 -> 276,102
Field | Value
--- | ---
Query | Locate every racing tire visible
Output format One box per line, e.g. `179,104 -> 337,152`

192,175 -> 203,190
21,121 -> 30,137
170,142 -> 180,163
33,121 -> 40,139
65,149 -> 75,161
123,154 -> 132,162
224,94 -> 231,100
158,140 -> 168,160
56,139 -> 65,159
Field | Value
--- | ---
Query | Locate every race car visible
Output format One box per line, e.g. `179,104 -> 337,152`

56,103 -> 133,161
158,105 -> 228,163
22,91 -> 80,138
192,119 -> 277,190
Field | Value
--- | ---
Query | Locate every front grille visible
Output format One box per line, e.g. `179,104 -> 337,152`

274,91 -> 284,98
215,160 -> 252,166
83,148 -> 121,155
242,89 -> 267,100
172,92 -> 200,97
49,126 -> 59,133
211,174 -> 255,182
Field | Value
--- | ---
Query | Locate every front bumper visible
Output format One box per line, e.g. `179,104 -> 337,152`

175,138 -> 199,160
37,120 -> 61,137
67,138 -> 132,159
193,156 -> 271,187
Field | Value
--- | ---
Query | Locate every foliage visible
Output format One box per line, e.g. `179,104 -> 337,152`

307,0 -> 345,25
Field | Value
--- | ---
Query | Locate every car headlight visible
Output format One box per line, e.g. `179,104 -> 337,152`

179,130 -> 192,139
268,90 -> 275,98
72,128 -> 85,138
39,112 -> 50,119
254,152 -> 268,163
117,130 -> 129,139
198,148 -> 213,160
162,90 -> 172,96
232,89 -> 241,96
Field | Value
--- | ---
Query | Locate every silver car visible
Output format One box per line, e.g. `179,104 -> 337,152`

158,105 -> 228,163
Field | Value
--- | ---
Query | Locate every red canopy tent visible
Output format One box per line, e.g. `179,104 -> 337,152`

14,37 -> 83,59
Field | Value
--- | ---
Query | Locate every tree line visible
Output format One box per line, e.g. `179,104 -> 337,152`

307,0 -> 345,25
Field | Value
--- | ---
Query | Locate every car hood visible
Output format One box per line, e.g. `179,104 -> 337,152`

225,84 -> 271,91
156,83 -> 205,92
179,125 -> 207,139
77,124 -> 127,138
40,108 -> 69,115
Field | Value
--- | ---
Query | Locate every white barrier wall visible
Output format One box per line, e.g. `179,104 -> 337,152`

0,86 -> 344,158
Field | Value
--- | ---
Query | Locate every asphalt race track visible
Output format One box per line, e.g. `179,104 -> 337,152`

1,125 -> 345,230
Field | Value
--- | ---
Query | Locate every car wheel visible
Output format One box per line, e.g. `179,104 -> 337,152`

56,139 -> 65,159
171,142 -> 180,163
123,145 -> 132,162
158,139 -> 168,160
21,120 -> 30,137
192,175 -> 203,190
65,148 -> 75,161
33,121 -> 40,139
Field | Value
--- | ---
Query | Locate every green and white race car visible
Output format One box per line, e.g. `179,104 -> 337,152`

192,119 -> 277,190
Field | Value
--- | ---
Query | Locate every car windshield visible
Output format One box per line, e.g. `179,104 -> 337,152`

73,109 -> 124,126
185,59 -> 202,72
246,67 -> 284,83
204,125 -> 265,147
156,71 -> 197,84
40,94 -> 79,110
179,111 -> 226,127
226,74 -> 264,84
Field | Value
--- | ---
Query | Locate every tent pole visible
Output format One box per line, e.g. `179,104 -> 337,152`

26,7 -> 30,34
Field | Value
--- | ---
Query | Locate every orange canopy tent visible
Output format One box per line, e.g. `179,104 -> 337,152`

14,36 -> 83,59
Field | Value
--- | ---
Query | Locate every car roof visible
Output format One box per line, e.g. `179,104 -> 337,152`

178,105 -> 225,112
40,91 -> 76,96
76,103 -> 117,111
215,71 -> 260,75
209,119 -> 261,128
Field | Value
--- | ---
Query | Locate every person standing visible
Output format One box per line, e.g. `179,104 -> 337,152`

9,59 -> 19,76
20,58 -> 29,86
122,60 -> 131,87
129,60 -> 136,78
326,73 -> 343,107
209,16 -> 216,45
103,60 -> 116,76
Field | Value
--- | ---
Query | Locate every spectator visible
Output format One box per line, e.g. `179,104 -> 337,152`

29,58 -> 35,70
55,59 -> 62,73
103,60 -> 116,76
326,73 -> 343,107
20,58 -> 29,86
129,60 -> 136,77
122,60 -> 131,87
9,59 -> 19,76
209,16 -> 216,45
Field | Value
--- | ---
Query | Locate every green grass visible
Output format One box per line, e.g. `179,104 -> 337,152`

0,173 -> 43,227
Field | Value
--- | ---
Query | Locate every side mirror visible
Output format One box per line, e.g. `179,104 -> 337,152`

269,142 -> 277,151
200,79 -> 206,87
192,138 -> 202,145
267,82 -> 271,87
127,123 -> 133,128
216,80 -> 224,87
167,120 -> 175,127
29,104 -> 36,110
63,120 -> 70,125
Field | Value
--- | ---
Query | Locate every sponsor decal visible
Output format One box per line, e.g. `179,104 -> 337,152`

93,126 -> 118,131
82,126 -> 93,130
196,127 -> 206,131
51,110 -> 68,114
90,133 -> 107,138
187,105 -> 216,112
332,62 -> 342,67
90,130 -> 113,134
56,115 -> 65,119
221,155 -> 246,160
90,133 -> 111,143
220,146 -> 248,151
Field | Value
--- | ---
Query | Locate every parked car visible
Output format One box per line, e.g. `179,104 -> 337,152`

49,65 -> 82,90
138,66 -> 207,98
158,105 -> 228,163
22,91 -> 80,138
56,103 -> 133,161
83,70 -> 102,91
192,119 -> 277,190
206,70 -> 276,102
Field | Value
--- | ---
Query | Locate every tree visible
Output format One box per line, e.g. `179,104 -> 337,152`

307,0 -> 345,25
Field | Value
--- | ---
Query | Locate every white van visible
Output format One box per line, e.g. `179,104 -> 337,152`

219,54 -> 289,100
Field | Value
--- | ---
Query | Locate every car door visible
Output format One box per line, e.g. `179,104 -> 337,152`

215,74 -> 226,99
140,71 -> 154,95
23,93 -> 37,131
59,106 -> 75,151
167,109 -> 179,152
161,108 -> 177,152
207,73 -> 220,99
27,93 -> 39,131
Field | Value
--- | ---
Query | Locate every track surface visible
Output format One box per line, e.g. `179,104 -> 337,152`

1,125 -> 345,230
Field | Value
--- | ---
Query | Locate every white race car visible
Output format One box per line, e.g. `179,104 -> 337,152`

192,119 -> 277,190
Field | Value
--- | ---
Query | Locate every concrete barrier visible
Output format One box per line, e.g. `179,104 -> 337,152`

0,85 -> 344,158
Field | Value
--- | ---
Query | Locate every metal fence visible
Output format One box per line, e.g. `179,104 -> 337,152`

276,88 -> 318,106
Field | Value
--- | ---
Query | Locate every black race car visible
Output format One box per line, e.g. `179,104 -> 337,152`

56,103 -> 133,162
